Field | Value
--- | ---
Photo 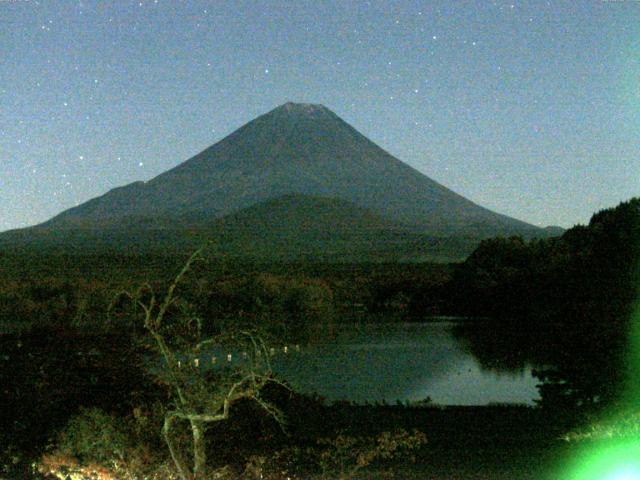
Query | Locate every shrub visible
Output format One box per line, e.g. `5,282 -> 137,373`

45,406 -> 170,479
56,408 -> 134,465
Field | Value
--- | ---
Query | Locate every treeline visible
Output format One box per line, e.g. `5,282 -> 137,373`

450,198 -> 639,322
0,255 -> 452,335
445,198 -> 640,411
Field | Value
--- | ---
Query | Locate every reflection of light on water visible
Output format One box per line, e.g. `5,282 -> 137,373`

273,323 -> 541,405
147,323 -> 541,405
409,356 -> 540,406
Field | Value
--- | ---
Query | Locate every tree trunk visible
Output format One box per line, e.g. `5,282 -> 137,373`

191,419 -> 208,480
163,414 -> 191,480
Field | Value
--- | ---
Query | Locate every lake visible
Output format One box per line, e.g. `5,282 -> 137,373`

270,322 -> 540,406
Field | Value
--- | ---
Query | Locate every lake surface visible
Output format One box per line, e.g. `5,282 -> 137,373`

270,322 -> 540,406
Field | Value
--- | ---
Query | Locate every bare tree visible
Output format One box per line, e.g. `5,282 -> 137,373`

115,248 -> 286,480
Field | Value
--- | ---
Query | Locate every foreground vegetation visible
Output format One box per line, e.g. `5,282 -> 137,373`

1,198 -> 638,478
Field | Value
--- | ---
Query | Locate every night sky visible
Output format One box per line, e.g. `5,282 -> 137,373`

2,0 -> 639,232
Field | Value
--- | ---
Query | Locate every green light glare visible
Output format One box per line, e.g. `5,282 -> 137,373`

564,440 -> 640,480
605,467 -> 640,480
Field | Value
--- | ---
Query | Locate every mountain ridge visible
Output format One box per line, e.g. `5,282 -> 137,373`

43,102 -> 539,235
2,102 -> 554,260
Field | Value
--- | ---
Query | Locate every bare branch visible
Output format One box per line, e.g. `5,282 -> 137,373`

156,247 -> 204,328
127,245 -> 290,480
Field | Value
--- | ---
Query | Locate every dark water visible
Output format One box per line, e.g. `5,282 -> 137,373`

271,322 -> 540,405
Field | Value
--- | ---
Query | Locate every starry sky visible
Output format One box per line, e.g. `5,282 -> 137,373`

2,0 -> 639,232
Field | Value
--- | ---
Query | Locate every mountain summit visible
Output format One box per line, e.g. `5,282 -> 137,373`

43,102 -> 538,238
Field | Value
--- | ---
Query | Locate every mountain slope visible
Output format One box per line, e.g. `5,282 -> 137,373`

1,194 -> 489,261
43,103 -> 540,237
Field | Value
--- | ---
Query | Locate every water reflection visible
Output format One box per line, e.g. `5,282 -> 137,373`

271,322 -> 541,405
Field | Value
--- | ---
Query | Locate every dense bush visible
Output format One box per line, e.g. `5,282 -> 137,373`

56,407 -> 134,465
41,406 -> 170,480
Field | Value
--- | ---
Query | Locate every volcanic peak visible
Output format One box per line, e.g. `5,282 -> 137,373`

278,102 -> 327,113
267,102 -> 335,120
